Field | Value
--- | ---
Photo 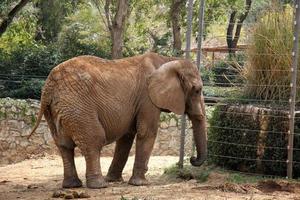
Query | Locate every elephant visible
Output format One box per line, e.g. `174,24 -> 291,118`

29,52 -> 207,189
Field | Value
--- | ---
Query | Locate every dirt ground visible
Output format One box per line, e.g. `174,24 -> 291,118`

0,156 -> 300,200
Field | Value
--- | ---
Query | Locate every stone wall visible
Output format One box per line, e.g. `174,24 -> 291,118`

0,98 -> 193,166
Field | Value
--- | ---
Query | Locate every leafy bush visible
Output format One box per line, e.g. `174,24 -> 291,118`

0,44 -> 61,99
200,67 -> 214,85
211,53 -> 246,87
57,3 -> 111,60
0,79 -> 45,99
58,23 -> 111,61
208,104 -> 300,178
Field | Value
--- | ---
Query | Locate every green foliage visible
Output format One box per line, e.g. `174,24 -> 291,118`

211,53 -> 246,87
0,0 -> 291,100
226,173 -> 264,184
0,3 -> 38,51
208,104 -> 300,178
0,0 -> 21,16
203,86 -> 241,98
124,1 -> 172,56
0,44 -> 60,99
58,3 -> 111,60
163,164 -> 212,183
35,0 -> 81,42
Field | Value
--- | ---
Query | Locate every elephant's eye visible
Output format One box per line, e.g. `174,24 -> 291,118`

195,88 -> 201,95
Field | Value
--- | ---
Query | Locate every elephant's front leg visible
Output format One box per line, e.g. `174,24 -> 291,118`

128,111 -> 159,186
128,133 -> 157,185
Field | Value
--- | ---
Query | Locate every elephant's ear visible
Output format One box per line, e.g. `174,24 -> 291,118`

148,61 -> 185,115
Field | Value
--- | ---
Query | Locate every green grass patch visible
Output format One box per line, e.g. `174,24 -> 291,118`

203,86 -> 242,98
226,172 -> 264,184
163,163 -> 212,183
163,163 -> 284,185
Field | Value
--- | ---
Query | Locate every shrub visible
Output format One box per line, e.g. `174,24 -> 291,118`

58,23 -> 111,61
208,104 -> 300,178
211,53 -> 246,87
0,44 -> 61,99
243,6 -> 298,103
0,79 -> 45,99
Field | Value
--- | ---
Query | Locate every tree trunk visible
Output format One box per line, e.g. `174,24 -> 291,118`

226,11 -> 237,54
105,0 -> 130,59
112,27 -> 123,58
0,0 -> 30,37
226,0 -> 252,56
170,0 -> 185,56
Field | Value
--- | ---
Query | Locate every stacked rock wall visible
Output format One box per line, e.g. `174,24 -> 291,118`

0,98 -> 193,166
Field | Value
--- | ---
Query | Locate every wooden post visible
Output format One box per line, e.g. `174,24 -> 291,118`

179,0 -> 194,169
196,0 -> 205,69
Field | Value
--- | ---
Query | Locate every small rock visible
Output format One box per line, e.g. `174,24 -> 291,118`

27,184 -> 38,189
11,106 -> 17,112
72,191 -> 79,198
79,192 -> 91,198
0,180 -> 10,184
20,140 -> 29,147
64,194 -> 74,199
52,190 -> 64,198
188,179 -> 198,184
0,107 -> 5,114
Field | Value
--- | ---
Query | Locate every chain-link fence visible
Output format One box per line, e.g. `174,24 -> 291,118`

179,0 -> 300,179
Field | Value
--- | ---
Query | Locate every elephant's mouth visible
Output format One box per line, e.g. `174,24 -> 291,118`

160,108 -> 171,113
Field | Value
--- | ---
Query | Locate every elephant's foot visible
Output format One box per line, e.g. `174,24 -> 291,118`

105,174 -> 124,182
62,177 -> 83,188
86,175 -> 108,189
128,176 -> 149,186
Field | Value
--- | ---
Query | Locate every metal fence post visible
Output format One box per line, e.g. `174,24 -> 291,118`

196,0 -> 205,69
191,0 -> 206,157
287,0 -> 300,179
179,0 -> 194,169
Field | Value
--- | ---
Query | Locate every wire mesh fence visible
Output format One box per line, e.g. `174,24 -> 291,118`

179,0 -> 300,179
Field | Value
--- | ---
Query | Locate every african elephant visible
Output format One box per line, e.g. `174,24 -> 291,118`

29,52 -> 207,189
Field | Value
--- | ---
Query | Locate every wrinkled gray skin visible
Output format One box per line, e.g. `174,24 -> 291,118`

29,52 -> 207,189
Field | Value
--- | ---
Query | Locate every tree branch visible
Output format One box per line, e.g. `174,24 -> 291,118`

104,0 -> 112,32
226,10 -> 237,49
232,0 -> 252,47
170,0 -> 185,54
114,0 -> 129,29
0,0 -> 30,37
92,0 -> 109,32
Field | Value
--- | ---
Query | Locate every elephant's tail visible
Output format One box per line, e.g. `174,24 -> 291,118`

27,80 -> 53,139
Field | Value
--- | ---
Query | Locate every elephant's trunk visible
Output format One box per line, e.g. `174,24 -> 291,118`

189,115 -> 207,167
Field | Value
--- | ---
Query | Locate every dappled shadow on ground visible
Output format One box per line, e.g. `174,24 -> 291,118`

1,156 -> 300,200
193,180 -> 300,195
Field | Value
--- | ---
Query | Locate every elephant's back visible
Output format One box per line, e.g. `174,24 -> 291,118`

47,55 -> 141,93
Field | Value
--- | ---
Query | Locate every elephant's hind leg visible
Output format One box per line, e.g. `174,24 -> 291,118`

106,132 -> 135,182
58,145 -> 82,188
44,109 -> 82,188
73,120 -> 108,189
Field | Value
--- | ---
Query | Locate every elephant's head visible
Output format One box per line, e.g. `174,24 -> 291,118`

148,60 -> 207,167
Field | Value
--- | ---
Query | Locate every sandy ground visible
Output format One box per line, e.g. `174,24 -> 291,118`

0,155 -> 300,200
